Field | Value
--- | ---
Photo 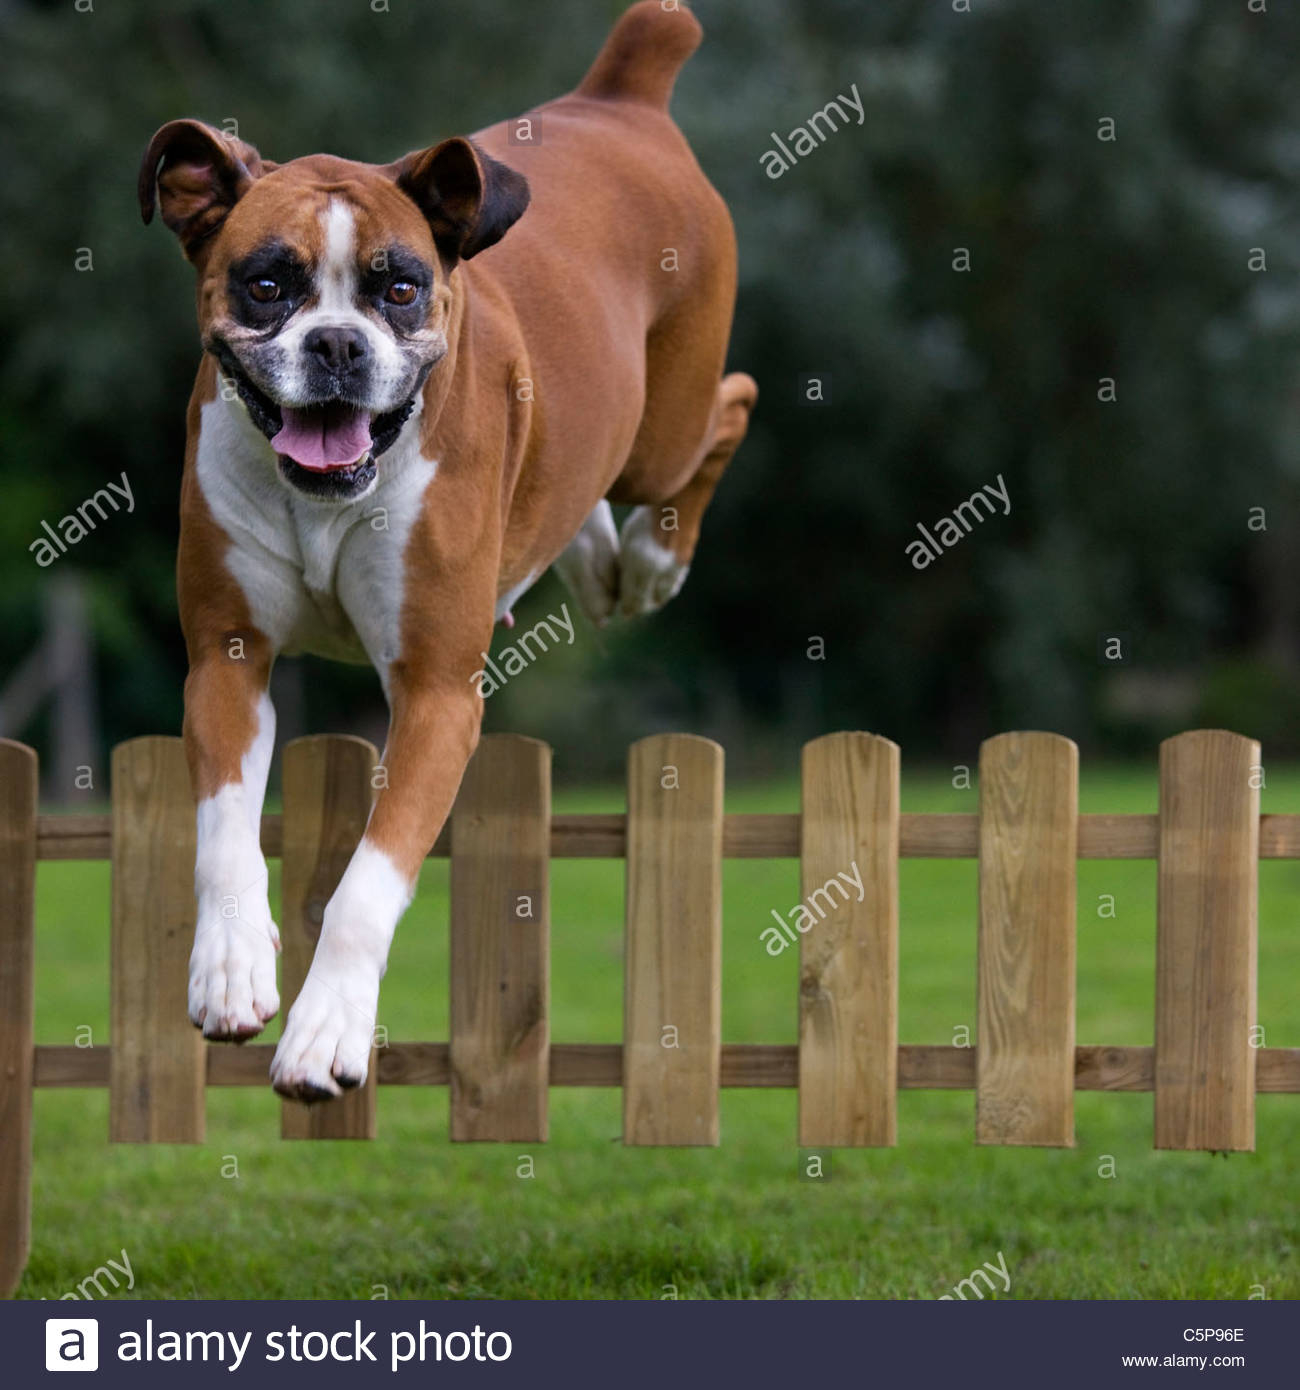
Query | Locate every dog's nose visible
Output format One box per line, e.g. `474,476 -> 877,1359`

304,326 -> 368,375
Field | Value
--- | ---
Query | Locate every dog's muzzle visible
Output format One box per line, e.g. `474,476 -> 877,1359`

213,348 -> 417,500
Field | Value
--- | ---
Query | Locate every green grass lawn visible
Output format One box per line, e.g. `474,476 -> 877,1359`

17,760 -> 1300,1300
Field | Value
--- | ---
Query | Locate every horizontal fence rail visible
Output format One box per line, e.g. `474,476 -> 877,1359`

25,1040 -> 1300,1093
32,811 -> 1300,861
3,727 -> 1299,1297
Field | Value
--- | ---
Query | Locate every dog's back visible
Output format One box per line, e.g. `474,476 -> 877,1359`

464,2 -> 739,513
472,2 -> 730,322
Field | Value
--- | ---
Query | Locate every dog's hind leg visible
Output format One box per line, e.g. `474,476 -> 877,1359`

553,498 -> 621,627
616,371 -> 757,617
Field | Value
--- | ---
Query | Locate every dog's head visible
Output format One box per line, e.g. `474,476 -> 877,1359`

139,120 -> 529,500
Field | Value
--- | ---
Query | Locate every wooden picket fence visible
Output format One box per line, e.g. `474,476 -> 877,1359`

2,726 -> 1299,1296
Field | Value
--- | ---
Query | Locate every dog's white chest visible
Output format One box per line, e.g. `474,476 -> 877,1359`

194,395 -> 435,680
289,516 -> 373,662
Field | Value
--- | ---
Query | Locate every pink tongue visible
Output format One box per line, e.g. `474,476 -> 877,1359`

271,403 -> 372,471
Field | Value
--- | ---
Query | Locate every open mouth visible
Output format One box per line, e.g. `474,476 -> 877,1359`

219,356 -> 416,499
271,400 -> 378,499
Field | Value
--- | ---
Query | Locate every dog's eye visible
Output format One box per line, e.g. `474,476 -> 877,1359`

247,277 -> 281,303
385,281 -> 418,306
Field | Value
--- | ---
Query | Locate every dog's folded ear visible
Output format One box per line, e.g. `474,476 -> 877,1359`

389,138 -> 530,265
139,120 -> 272,261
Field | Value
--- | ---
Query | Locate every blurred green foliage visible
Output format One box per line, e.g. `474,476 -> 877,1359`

3,0 -> 1299,781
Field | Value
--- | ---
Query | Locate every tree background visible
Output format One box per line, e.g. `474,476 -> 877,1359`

2,0 -> 1298,796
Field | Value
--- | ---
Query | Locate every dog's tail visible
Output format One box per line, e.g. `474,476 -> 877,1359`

575,1 -> 703,109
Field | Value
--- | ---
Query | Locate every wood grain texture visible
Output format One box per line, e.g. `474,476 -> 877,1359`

0,741 -> 38,1297
1257,1048 -> 1300,1093
450,735 -> 551,1141
977,732 -> 1078,1146
623,734 -> 724,1145
798,732 -> 899,1146
109,737 -> 204,1143
279,736 -> 379,1140
1155,729 -> 1259,1151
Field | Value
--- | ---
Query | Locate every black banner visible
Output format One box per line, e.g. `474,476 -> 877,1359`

4,1300 -> 1289,1386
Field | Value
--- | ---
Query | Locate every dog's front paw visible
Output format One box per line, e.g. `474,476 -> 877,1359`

189,906 -> 280,1040
617,505 -> 689,617
270,967 -> 378,1102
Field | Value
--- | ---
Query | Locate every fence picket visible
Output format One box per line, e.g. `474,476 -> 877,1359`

280,735 -> 379,1140
799,732 -> 899,1147
1155,730 -> 1259,1151
109,737 -> 204,1142
977,732 -> 1078,1146
623,734 -> 724,1145
450,735 -> 551,1141
0,740 -> 37,1297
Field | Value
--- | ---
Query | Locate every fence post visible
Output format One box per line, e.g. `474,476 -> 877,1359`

799,732 -> 900,1147
623,734 -> 724,1145
450,735 -> 551,1141
1155,729 -> 1259,1151
0,740 -> 38,1297
281,735 -> 380,1140
109,737 -> 205,1142
977,732 -> 1079,1146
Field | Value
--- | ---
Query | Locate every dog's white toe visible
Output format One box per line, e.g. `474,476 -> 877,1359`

188,910 -> 280,1041
270,968 -> 378,1101
554,498 -> 621,626
617,505 -> 689,616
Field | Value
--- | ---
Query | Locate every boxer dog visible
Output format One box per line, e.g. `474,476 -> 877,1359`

138,1 -> 755,1100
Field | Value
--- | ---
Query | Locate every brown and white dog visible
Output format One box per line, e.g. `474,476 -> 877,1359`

138,1 -> 755,1101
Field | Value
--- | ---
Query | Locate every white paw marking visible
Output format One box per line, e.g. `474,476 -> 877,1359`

191,780 -> 280,1039
554,499 -> 620,626
189,905 -> 280,1040
617,505 -> 689,617
270,963 -> 379,1100
270,841 -> 412,1101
